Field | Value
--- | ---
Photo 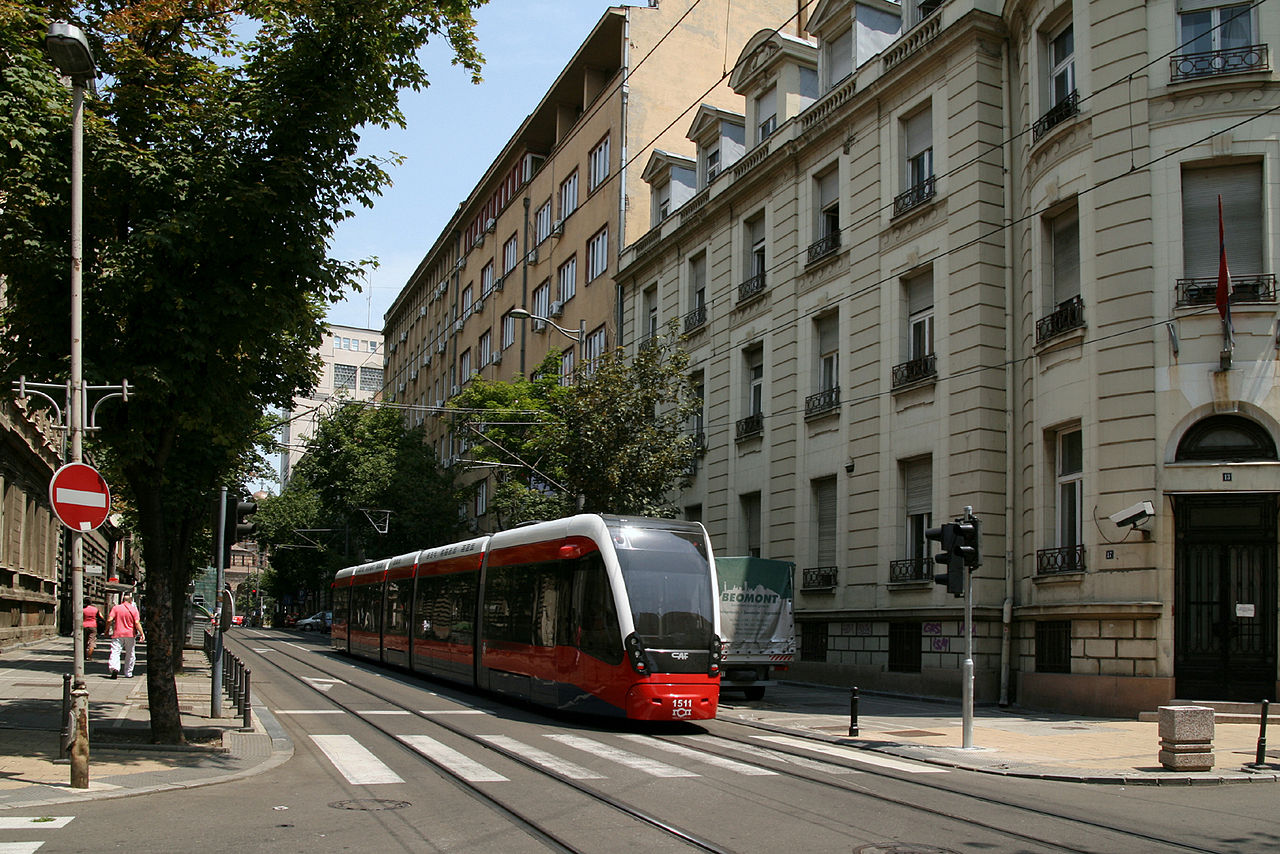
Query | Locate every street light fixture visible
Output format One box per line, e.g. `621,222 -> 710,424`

44,19 -> 96,791
508,308 -> 586,366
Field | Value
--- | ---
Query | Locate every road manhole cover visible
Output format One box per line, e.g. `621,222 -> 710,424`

855,845 -> 961,854
329,799 -> 411,811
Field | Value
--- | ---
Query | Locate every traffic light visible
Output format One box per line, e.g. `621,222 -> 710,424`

926,522 -> 964,596
955,517 -> 982,569
220,493 -> 258,566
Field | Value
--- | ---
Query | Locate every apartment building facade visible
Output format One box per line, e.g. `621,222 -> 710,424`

381,1 -> 805,521
617,0 -> 1280,716
280,324 -> 384,484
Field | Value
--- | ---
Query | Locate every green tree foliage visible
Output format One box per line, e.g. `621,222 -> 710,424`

257,403 -> 470,605
0,0 -> 486,741
452,322 -> 699,522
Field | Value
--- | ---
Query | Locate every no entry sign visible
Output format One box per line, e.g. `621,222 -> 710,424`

49,462 -> 111,531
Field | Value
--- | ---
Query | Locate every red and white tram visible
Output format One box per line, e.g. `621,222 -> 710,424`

331,514 -> 721,721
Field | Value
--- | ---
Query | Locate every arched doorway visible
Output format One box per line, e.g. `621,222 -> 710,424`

1172,415 -> 1278,701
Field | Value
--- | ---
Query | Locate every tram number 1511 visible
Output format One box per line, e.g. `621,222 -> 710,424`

672,698 -> 694,719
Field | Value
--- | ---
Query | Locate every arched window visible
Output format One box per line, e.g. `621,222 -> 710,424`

1175,415 -> 1277,462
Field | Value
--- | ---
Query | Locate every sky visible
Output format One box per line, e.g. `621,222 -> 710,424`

325,1 -> 619,331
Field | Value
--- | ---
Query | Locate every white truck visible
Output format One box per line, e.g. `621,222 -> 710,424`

716,557 -> 795,701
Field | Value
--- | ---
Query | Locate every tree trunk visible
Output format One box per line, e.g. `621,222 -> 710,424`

131,476 -> 186,745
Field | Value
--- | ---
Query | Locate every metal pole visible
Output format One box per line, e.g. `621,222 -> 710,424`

67,78 -> 90,789
848,686 -> 859,737
212,486 -> 226,717
1254,699 -> 1270,767
962,574 -> 975,749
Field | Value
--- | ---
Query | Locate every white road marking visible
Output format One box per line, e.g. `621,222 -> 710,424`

687,734 -> 857,775
356,710 -> 411,716
398,734 -> 508,782
0,843 -> 45,853
0,818 -> 73,829
477,735 -> 605,779
546,734 -> 698,778
283,642 -> 313,653
418,709 -> 490,716
252,648 -> 272,653
752,735 -> 948,773
301,676 -> 344,692
310,734 -> 404,785
273,709 -> 346,715
619,734 -> 777,775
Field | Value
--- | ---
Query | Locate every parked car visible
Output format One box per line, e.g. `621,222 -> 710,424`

297,611 -> 331,632
231,614 -> 245,626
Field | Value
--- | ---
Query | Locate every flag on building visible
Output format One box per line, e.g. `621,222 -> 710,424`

1216,195 -> 1233,344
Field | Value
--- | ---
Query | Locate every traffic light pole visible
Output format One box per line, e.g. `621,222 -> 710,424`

211,486 -> 226,718
963,565 -> 975,749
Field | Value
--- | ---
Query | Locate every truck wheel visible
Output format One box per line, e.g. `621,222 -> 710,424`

743,686 -> 766,701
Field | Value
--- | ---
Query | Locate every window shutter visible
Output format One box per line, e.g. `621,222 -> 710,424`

906,272 -> 933,315
815,478 -> 837,565
904,458 -> 932,516
1051,210 -> 1080,305
817,315 -> 838,353
904,107 -> 932,161
818,170 -> 838,209
1182,163 -> 1262,278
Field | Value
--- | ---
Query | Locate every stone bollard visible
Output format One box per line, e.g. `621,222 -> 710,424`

1158,705 -> 1216,771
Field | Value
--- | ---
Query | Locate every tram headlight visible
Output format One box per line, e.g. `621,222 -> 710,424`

709,635 -> 722,676
625,633 -> 650,675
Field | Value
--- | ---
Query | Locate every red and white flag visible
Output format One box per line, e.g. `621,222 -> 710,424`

1216,195 -> 1233,343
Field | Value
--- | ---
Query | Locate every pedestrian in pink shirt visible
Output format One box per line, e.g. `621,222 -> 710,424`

107,592 -> 145,679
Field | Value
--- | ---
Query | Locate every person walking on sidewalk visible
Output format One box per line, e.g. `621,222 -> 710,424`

82,598 -> 103,661
107,592 -> 145,679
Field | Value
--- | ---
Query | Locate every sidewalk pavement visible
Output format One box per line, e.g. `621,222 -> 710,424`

2,638 -> 1277,811
0,637 -> 291,811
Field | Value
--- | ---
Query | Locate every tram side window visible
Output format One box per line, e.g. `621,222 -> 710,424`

414,573 -> 478,645
334,588 -> 348,626
484,561 -> 573,648
385,579 -> 410,638
353,585 -> 379,634
572,554 -> 622,665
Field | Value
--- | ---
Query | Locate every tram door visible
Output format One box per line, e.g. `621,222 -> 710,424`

1174,495 -> 1278,701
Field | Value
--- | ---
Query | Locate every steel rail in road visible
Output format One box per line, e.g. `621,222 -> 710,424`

228,632 -> 730,854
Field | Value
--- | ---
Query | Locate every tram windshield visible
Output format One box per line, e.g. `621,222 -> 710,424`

609,524 -> 715,649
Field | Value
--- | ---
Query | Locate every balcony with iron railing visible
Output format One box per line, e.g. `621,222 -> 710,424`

1176,273 -> 1276,307
891,353 -> 937,389
893,175 -> 936,218
738,272 -> 767,303
889,557 -> 931,584
1171,44 -> 1270,82
805,386 -> 840,417
683,304 -> 708,334
806,230 -> 841,265
1036,544 -> 1085,576
1032,90 -> 1079,142
1035,295 -> 1085,344
801,566 -> 838,591
735,412 -> 763,441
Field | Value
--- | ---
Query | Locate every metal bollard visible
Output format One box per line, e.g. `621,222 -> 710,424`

241,668 -> 253,731
849,686 -> 860,737
1253,699 -> 1270,767
234,659 -> 244,714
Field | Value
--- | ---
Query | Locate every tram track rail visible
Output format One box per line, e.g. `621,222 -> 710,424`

237,631 -> 1231,854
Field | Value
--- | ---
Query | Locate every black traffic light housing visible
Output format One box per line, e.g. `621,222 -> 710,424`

927,522 -> 965,596
955,517 -> 982,570
220,493 -> 258,566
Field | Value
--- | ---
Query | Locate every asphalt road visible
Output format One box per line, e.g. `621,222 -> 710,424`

9,628 -> 1279,854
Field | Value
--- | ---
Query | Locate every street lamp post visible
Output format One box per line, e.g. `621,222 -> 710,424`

508,308 -> 586,367
44,20 -> 97,790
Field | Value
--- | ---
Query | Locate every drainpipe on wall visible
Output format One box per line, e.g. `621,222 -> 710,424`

521,196 -> 530,376
999,38 -> 1016,708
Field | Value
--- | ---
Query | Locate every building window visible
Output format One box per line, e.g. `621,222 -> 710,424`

560,348 -> 575,384
1035,620 -> 1072,673
813,476 -> 837,567
800,622 -> 828,662
334,363 -> 357,390
532,280 -> 550,323
559,170 -> 578,219
503,234 -> 519,275
896,105 -> 935,217
1173,3 -> 1262,80
703,147 -> 720,186
480,263 -> 494,299
535,199 -> 552,244
1182,162 -> 1262,279
1049,21 -> 1075,107
808,167 -> 840,263
479,330 -> 492,367
1036,205 -> 1084,343
1038,426 -> 1085,575
899,457 -> 932,582
740,213 -> 767,301
653,181 -> 672,226
807,314 -> 840,416
895,271 -> 936,387
742,492 -> 762,558
359,366 -> 383,392
462,284 -> 475,318
459,348 -> 472,382
588,136 -> 610,192
756,85 -> 777,143
825,26 -> 853,90
642,285 -> 658,344
888,622 -> 923,673
501,311 -> 516,349
557,256 -> 577,303
476,479 -> 488,517
587,227 -> 608,282
684,252 -> 708,333
747,347 -> 764,416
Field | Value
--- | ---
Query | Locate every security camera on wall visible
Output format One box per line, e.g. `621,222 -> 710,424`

1109,500 -> 1155,529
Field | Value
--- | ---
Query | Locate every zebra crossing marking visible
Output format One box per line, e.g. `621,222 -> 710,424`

398,734 -> 509,782
619,734 -> 778,775
751,735 -> 948,773
0,842 -> 46,853
310,734 -> 405,785
545,734 -> 698,778
477,735 -> 605,779
687,734 -> 858,775
0,819 -> 73,830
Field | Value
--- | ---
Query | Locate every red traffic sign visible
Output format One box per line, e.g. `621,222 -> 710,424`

49,462 -> 111,531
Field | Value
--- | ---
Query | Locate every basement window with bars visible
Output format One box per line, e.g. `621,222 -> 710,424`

888,621 -> 922,672
1035,620 -> 1072,673
800,621 -> 828,662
